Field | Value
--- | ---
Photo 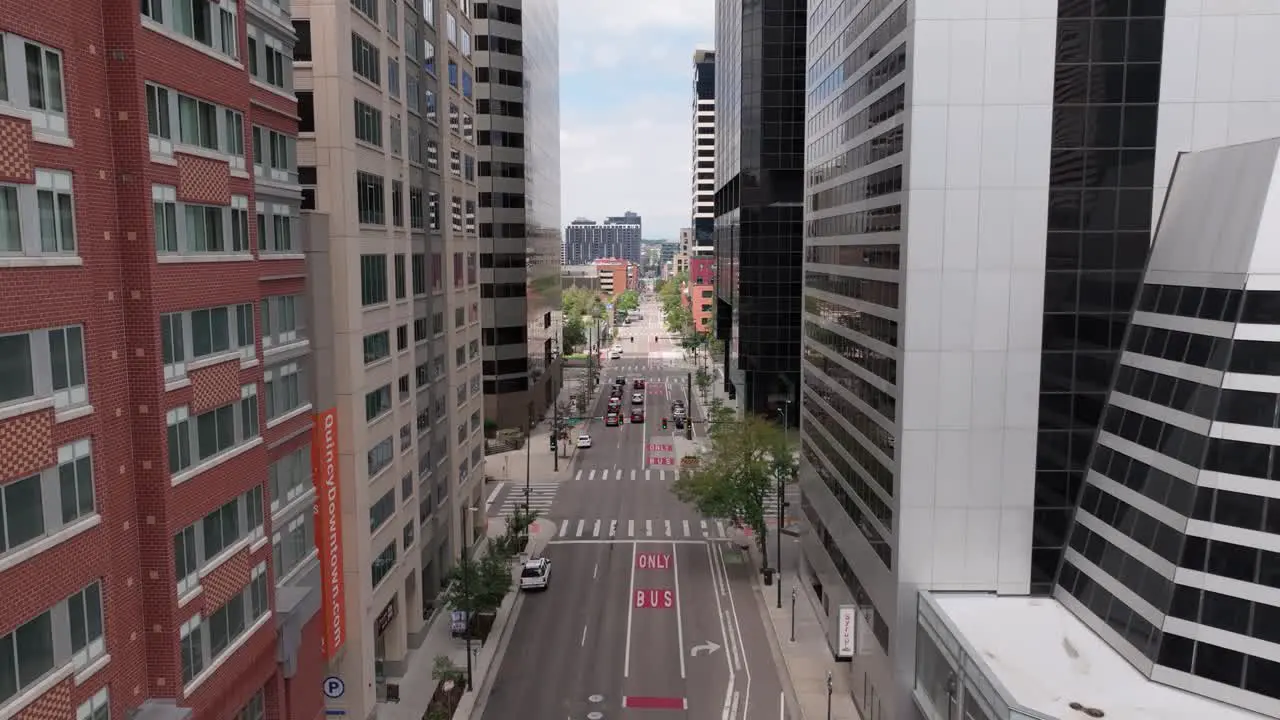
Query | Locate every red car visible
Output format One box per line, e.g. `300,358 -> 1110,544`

631,408 -> 644,423
605,412 -> 620,426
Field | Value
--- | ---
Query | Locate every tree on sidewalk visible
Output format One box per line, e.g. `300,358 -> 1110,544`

694,367 -> 712,404
671,415 -> 796,568
615,289 -> 640,312
440,548 -> 513,620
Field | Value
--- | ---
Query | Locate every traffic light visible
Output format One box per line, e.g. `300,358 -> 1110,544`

661,418 -> 668,430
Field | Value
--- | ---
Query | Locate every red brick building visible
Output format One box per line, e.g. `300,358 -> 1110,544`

0,3 -> 322,720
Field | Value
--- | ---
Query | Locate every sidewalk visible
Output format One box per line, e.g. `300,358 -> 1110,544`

484,372 -> 585,483
378,521 -> 557,720
748,545 -> 863,720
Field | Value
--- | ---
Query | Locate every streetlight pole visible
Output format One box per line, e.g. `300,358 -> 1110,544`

826,671 -> 833,720
775,401 -> 790,609
552,347 -> 560,472
524,401 -> 533,526
790,586 -> 796,642
461,506 -> 479,692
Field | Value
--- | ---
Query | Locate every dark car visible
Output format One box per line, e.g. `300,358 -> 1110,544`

633,379 -> 646,390
674,417 -> 685,430
614,377 -> 626,387
605,412 -> 620,426
631,408 -> 645,423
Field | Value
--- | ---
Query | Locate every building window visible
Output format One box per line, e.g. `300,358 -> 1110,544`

449,149 -> 461,177
371,541 -> 396,588
249,564 -> 268,619
363,330 -> 391,364
445,12 -> 456,44
425,139 -> 438,169
272,512 -> 315,583
408,125 -> 422,164
352,0 -> 378,21
357,172 -> 385,225
360,253 -> 388,305
264,362 -> 305,420
409,189 -> 425,229
0,325 -> 87,410
392,181 -> 405,228
389,114 -> 402,155
179,557 -> 269,687
460,29 -> 470,57
67,582 -> 105,669
166,386 -> 259,476
0,438 -> 96,559
152,186 -> 254,257
406,74 -> 419,113
159,304 -> 254,383
268,447 -> 310,514
367,436 -> 394,478
428,194 -> 440,232
387,57 -> 400,98
255,201 -> 299,254
258,34 -> 289,90
423,39 -> 435,75
370,488 -> 395,532
0,580 -> 109,705
76,688 -> 109,720
0,169 -> 77,258
146,0 -> 240,59
425,89 -> 436,123
354,100 -> 382,147
261,294 -> 303,348
351,32 -> 380,85
366,384 -> 392,422
0,35 -> 67,137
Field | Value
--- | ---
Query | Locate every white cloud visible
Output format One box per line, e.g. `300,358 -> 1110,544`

559,0 -> 713,35
560,110 -> 692,240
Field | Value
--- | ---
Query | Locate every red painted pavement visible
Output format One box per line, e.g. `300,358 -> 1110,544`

623,696 -> 687,710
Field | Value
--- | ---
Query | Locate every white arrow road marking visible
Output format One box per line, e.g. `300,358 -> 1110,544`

690,641 -> 722,657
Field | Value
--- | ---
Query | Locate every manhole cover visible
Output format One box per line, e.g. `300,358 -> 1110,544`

587,713 -> 604,719
588,695 -> 604,703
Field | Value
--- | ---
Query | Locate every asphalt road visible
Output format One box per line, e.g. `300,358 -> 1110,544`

478,296 -> 792,720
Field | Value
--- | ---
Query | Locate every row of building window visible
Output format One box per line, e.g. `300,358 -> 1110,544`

0,171 -> 76,257
0,438 -> 96,558
801,421 -> 894,570
0,581 -> 105,706
179,562 -> 269,683
166,387 -> 260,475
174,487 -> 265,596
145,84 -> 296,183
0,33 -> 68,137
0,325 -> 88,411
142,0 -> 241,65
359,251 -> 469,306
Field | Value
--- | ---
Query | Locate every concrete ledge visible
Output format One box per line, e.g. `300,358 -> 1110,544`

450,584 -> 523,720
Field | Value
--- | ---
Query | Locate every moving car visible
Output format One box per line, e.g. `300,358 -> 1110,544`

576,434 -> 592,448
609,348 -> 623,359
674,417 -> 685,430
605,412 -> 620,426
608,397 -> 622,411
632,392 -> 644,405
614,377 -> 627,387
633,379 -> 646,390
631,408 -> 645,423
519,558 -> 552,591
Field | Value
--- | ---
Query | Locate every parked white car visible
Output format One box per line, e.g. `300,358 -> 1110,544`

576,433 -> 592,448
519,557 -> 551,590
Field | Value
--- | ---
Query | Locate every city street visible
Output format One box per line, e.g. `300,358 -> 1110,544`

477,297 -> 792,720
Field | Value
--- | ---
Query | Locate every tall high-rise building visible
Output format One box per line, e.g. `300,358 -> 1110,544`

562,214 -> 642,264
293,0 -> 485,716
474,0 -> 562,430
691,49 -> 716,256
0,2 -> 320,719
797,2 -> 1280,718
712,0 -> 805,422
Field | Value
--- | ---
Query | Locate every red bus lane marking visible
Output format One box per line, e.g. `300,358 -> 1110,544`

648,456 -> 675,466
623,696 -> 688,710
633,589 -> 675,609
636,552 -> 671,570
646,443 -> 673,452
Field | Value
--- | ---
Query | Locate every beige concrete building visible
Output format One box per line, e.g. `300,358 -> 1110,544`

294,0 -> 484,717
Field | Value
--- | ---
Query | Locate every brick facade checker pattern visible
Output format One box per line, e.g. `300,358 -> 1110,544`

176,153 -> 231,206
0,409 -> 56,483
190,359 -> 243,413
0,117 -> 35,184
16,678 -> 72,720
201,547 -> 251,614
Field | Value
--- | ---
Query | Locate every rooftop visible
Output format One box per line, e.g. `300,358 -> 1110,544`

933,594 -> 1266,720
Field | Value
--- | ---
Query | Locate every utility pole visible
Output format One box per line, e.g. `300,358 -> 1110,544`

463,553 -> 473,691
776,401 -> 790,609
524,401 -> 533,525
686,370 -> 694,440
552,379 -> 560,472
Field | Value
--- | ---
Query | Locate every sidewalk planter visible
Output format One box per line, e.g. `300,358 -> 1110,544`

680,455 -> 699,467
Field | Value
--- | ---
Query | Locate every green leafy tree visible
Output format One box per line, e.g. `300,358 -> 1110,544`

562,316 -> 587,354
440,549 -> 513,616
431,655 -> 465,687
694,367 -> 712,403
616,289 -> 640,312
665,305 -> 693,334
672,415 -> 796,567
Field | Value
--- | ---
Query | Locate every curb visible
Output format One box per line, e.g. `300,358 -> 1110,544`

746,546 -> 808,720
450,575 -> 525,720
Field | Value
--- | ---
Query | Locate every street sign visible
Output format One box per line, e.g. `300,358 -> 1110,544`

323,677 -> 346,699
636,552 -> 670,570
634,589 -> 675,609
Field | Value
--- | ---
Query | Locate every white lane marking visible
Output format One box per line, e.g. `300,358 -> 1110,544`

609,519 -> 618,537
581,624 -> 588,647
779,691 -> 785,720
723,543 -> 752,719
559,520 -> 569,537
729,692 -> 740,720
645,469 -> 652,481
616,469 -> 623,480
646,519 -> 653,537
588,469 -> 596,481
708,543 -> 736,720
683,519 -> 691,537
623,541 -> 638,678
574,470 -> 583,481
485,483 -> 503,508
631,469 -> 636,481
576,519 -> 585,537
593,519 -> 601,538
673,541 -> 687,680
665,520 -> 672,537
593,563 -> 599,580
628,519 -> 635,537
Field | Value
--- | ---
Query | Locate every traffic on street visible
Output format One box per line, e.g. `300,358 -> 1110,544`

476,295 -> 793,720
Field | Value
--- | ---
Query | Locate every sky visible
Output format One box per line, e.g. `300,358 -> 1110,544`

557,0 -> 714,242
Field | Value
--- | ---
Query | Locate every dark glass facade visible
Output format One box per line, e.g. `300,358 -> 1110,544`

1034,0 -> 1165,594
712,0 -> 806,420
693,51 -> 715,253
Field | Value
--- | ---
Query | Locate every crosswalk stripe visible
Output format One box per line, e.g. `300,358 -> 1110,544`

575,470 -> 582,480
664,520 -> 672,537
701,520 -> 708,537
588,469 -> 596,481
646,519 -> 653,537
576,519 -> 585,536
630,469 -> 636,481
615,469 -> 622,480
559,520 -> 569,537
609,519 -> 618,537
717,520 -> 726,536
593,519 -> 601,538
645,470 -> 651,481
628,519 -> 635,537
683,519 -> 690,536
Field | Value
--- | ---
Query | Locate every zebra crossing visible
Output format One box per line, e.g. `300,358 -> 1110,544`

603,362 -> 683,374
572,467 -> 683,482
493,482 -> 559,518
554,517 -> 736,540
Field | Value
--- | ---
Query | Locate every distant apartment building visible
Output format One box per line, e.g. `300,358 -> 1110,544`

473,0 -> 562,430
682,257 -> 716,333
293,0 -> 485,716
595,258 -> 637,301
562,212 -> 642,264
691,49 -> 715,255
679,227 -> 694,256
